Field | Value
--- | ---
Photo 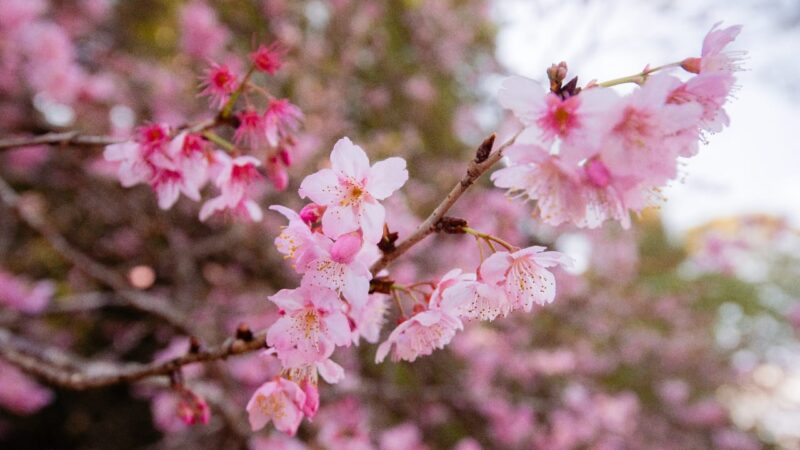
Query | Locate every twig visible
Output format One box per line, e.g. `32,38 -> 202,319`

0,132 -> 122,150
370,131 -> 520,273
0,327 -> 268,390
0,117 -> 219,152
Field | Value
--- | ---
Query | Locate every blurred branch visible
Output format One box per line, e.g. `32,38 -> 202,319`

0,175 -> 194,335
370,131 -> 520,273
0,132 -> 122,150
0,117 -> 221,151
0,326 -> 268,390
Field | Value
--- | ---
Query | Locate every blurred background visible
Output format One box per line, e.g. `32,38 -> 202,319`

1,0 -> 798,449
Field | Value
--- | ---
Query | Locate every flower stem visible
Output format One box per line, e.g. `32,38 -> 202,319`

221,66 -> 256,119
462,227 -> 516,252
596,61 -> 682,88
203,131 -> 236,153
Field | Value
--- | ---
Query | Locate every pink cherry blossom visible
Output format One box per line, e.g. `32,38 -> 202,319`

491,144 -> 630,228
350,293 -> 389,344
251,42 -> 285,75
0,360 -> 53,415
266,286 -> 351,368
246,377 -> 306,435
299,137 -> 408,243
264,99 -> 303,147
104,128 -> 208,210
199,151 -> 263,221
270,205 -> 329,270
479,246 -> 573,311
431,269 -> 511,322
375,306 -> 463,363
234,108 -> 265,147
669,72 -> 736,135
682,22 -> 744,75
598,74 -> 702,183
300,233 -> 372,308
200,62 -> 238,108
498,75 -> 618,164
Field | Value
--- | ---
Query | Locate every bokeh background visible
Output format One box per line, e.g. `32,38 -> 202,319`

1,0 -> 799,449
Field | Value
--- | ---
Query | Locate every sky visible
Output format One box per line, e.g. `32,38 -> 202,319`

493,0 -> 800,237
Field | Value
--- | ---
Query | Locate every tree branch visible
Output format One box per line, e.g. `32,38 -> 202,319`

370,131 -> 520,273
0,327 -> 268,390
0,117 -> 220,152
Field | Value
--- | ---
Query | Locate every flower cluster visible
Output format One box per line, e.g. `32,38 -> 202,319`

492,23 -> 744,229
251,137 -> 572,435
103,42 -> 303,221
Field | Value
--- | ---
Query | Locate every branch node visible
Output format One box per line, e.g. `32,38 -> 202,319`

474,133 -> 496,164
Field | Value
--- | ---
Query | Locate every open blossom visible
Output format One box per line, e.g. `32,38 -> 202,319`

246,377 -> 306,435
299,137 -> 408,243
301,232 -> 372,308
251,42 -> 284,75
266,286 -> 351,368
200,62 -> 238,108
270,205 -> 329,270
479,246 -> 573,311
234,108 -> 264,147
264,99 -> 303,147
599,74 -> 702,183
350,292 -> 389,344
104,127 -> 208,210
199,151 -> 262,221
682,22 -> 744,75
498,76 -> 618,164
492,144 -> 630,228
431,269 -> 511,322
375,303 -> 463,363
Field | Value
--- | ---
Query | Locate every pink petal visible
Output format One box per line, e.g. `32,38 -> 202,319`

298,168 -> 340,204
321,205 -> 360,240
330,137 -> 370,181
359,201 -> 385,244
366,157 -> 408,200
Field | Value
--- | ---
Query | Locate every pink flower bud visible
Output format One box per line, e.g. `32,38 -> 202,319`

279,148 -> 292,166
266,159 -> 289,191
330,232 -> 363,264
584,158 -> 611,188
299,203 -> 325,225
299,380 -> 319,419
681,57 -> 702,74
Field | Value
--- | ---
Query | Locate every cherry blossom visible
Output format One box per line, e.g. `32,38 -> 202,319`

299,137 -> 408,243
251,42 -> 285,75
479,246 -> 573,311
246,377 -> 306,435
264,99 -> 304,147
199,151 -> 262,221
200,62 -> 238,108
266,286 -> 351,368
375,306 -> 463,363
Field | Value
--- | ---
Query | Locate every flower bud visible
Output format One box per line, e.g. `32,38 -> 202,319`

330,232 -> 363,264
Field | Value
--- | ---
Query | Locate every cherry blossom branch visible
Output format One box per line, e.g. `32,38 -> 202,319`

596,61 -> 682,87
0,117 -> 221,152
370,131 -> 520,273
0,175 -> 193,334
0,326 -> 268,390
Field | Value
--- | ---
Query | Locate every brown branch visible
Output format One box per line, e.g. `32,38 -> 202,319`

0,175 -> 194,335
0,132 -> 122,150
0,327 -> 268,390
370,131 -> 520,273
0,117 -> 220,152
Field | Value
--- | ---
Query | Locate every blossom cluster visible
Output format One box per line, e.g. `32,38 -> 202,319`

492,23 -> 744,229
103,43 -> 302,222
248,137 -> 571,435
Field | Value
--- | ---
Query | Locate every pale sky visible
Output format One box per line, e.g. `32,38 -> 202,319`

493,0 -> 800,236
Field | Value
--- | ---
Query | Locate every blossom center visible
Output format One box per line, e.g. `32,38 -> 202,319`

256,393 -> 286,419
